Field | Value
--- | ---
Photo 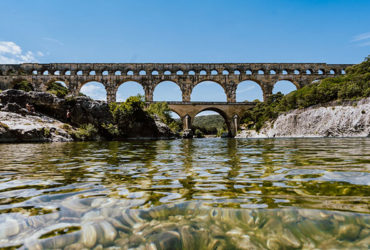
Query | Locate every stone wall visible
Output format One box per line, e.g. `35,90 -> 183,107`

0,63 -> 351,103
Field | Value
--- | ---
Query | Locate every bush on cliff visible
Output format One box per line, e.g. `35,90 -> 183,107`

106,95 -> 157,137
241,56 -> 370,131
13,80 -> 34,92
192,115 -> 227,135
194,129 -> 205,138
147,102 -> 181,133
73,123 -> 98,141
47,81 -> 68,98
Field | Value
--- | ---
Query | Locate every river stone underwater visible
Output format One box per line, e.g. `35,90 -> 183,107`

0,138 -> 369,249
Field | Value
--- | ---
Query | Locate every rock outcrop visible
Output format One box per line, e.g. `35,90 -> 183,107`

0,90 -> 176,142
236,98 -> 370,138
0,111 -> 73,142
0,89 -> 113,127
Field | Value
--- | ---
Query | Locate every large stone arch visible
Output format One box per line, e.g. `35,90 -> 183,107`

274,78 -> 301,90
115,80 -> 145,102
272,80 -> 299,95
235,79 -> 264,102
153,80 -> 182,101
78,80 -> 107,101
191,80 -> 228,102
46,78 -> 70,87
193,107 -> 234,137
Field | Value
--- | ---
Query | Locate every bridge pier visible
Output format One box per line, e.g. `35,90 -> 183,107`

106,85 -> 116,103
144,85 -> 154,102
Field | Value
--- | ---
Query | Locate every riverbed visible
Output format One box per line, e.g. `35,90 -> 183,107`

0,138 -> 369,249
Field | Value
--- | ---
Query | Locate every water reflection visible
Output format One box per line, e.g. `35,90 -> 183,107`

0,138 -> 369,213
0,138 -> 370,248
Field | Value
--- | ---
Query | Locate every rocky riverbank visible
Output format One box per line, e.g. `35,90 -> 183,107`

237,97 -> 370,138
0,90 -> 176,142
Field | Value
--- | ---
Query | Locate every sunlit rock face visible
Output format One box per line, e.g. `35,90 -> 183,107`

0,89 -> 113,127
0,90 -> 177,142
237,97 -> 370,138
0,111 -> 73,142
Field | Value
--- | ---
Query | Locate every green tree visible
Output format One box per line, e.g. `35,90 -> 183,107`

240,55 -> 370,131
13,80 -> 34,92
46,81 -> 69,98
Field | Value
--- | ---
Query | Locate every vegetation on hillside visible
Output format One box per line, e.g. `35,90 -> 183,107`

47,81 -> 68,98
101,96 -> 181,138
192,114 -> 227,135
106,95 -> 151,137
241,56 -> 370,131
13,80 -> 34,92
147,102 -> 181,133
73,123 -> 98,141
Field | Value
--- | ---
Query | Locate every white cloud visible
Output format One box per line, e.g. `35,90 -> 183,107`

237,85 -> 256,93
0,41 -> 41,64
359,41 -> 370,47
352,32 -> 370,42
80,83 -> 106,101
351,32 -> 370,47
42,37 -> 64,46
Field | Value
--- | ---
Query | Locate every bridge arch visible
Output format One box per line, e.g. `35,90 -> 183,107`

79,81 -> 107,101
47,78 -> 70,87
153,80 -> 182,101
193,107 -> 233,137
236,80 -> 263,102
116,81 -> 145,102
273,80 -> 298,95
191,80 -> 227,102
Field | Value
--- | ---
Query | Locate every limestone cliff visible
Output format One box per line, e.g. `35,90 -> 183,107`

236,98 -> 370,138
0,90 -> 176,142
0,111 -> 74,142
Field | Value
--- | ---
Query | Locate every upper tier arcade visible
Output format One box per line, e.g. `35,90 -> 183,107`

0,63 -> 352,103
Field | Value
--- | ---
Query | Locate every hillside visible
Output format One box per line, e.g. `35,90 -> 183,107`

238,56 -> 370,138
192,114 -> 226,134
241,56 -> 370,131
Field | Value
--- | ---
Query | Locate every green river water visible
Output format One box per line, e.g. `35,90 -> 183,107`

0,138 -> 369,249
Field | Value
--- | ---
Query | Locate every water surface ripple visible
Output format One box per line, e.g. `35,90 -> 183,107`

0,138 -> 369,249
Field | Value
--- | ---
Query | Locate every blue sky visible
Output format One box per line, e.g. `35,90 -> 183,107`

0,0 -> 369,111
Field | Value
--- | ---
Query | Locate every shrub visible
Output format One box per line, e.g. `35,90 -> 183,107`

147,102 -> 172,123
109,95 -> 150,136
102,123 -> 119,136
43,128 -> 51,137
240,55 -> 370,131
217,128 -> 225,137
47,81 -> 68,98
13,80 -> 34,92
147,101 -> 180,132
168,121 -> 181,133
0,122 -> 9,130
194,129 -> 204,138
73,124 -> 98,141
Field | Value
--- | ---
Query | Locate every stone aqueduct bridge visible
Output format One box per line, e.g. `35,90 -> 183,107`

0,63 -> 351,136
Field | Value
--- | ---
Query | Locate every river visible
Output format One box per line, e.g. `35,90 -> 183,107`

0,138 -> 369,249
